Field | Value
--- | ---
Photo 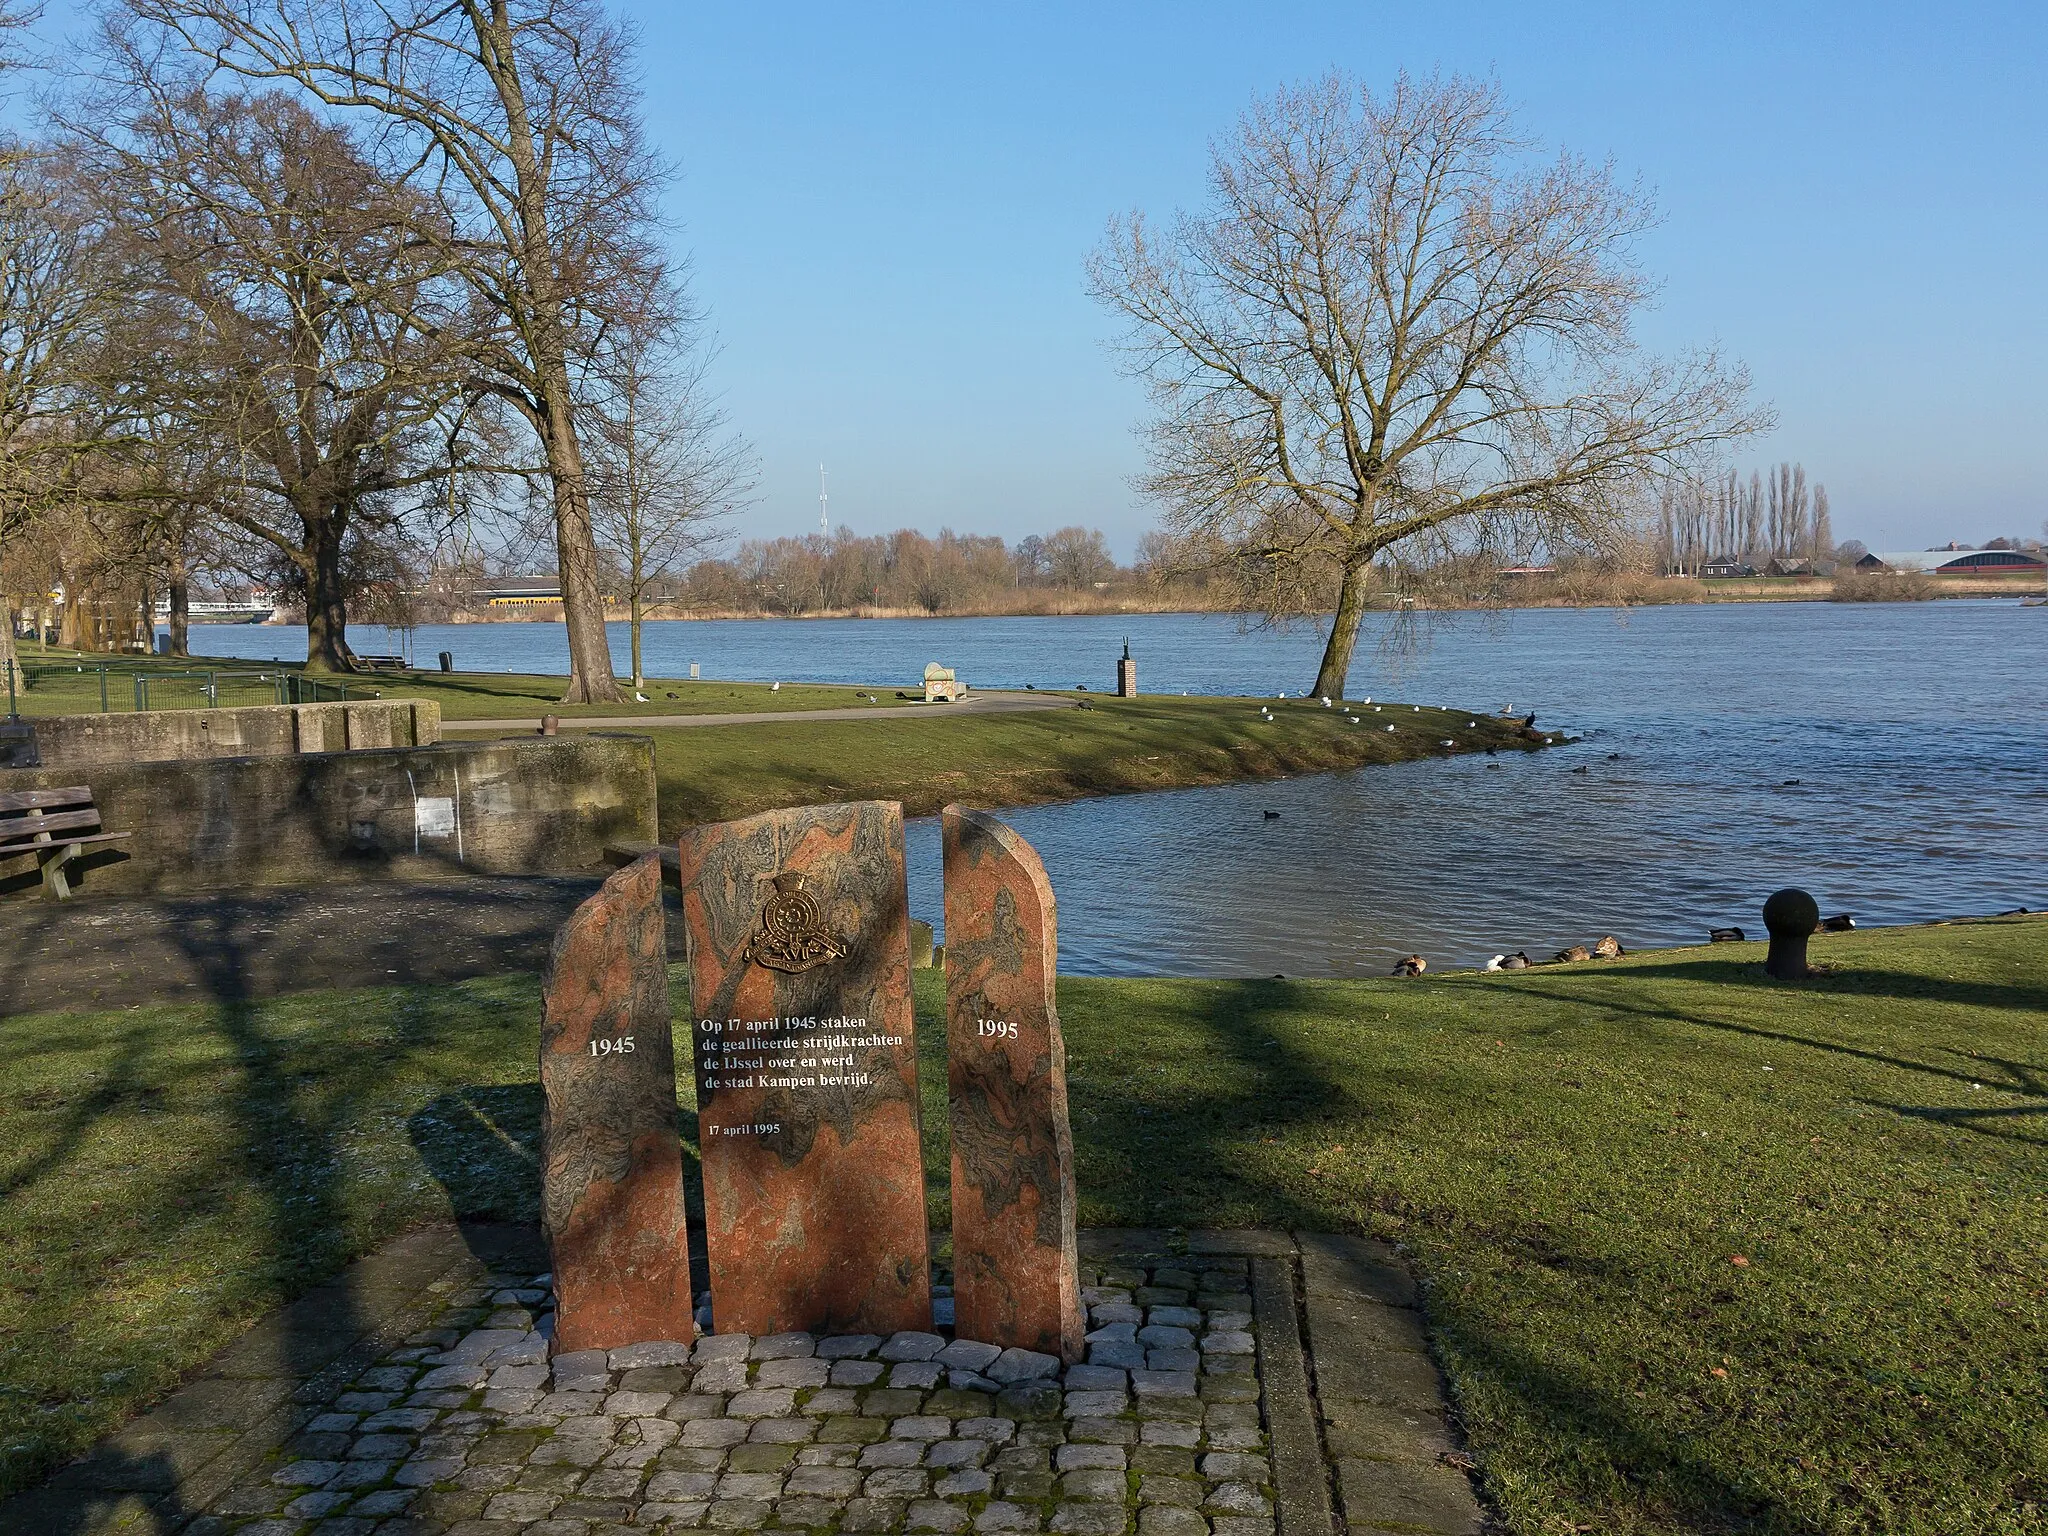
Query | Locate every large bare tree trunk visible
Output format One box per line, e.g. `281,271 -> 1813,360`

303,509 -> 354,672
0,601 -> 20,702
59,575 -> 88,649
166,536 -> 190,657
540,364 -> 618,702
1313,559 -> 1371,699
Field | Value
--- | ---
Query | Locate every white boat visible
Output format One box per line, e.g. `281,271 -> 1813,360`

152,601 -> 276,625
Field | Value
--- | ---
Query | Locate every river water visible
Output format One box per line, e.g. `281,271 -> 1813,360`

183,605 -> 2046,975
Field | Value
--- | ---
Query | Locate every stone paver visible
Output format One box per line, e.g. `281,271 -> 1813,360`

7,1228 -> 1486,1534
1294,1233 -> 1483,1536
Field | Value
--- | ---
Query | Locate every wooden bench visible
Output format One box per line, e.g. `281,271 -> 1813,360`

352,654 -> 410,673
0,786 -> 130,900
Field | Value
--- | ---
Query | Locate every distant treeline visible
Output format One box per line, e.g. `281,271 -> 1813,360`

634,526 -> 1220,617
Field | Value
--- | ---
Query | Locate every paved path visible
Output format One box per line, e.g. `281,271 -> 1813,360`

0,878 -> 612,1017
3,1227 -> 1484,1536
438,693 -> 1075,734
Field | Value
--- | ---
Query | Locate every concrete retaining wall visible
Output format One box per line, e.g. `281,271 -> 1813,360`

6,699 -> 441,769
0,733 -> 655,900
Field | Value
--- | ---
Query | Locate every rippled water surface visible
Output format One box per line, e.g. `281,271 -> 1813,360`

187,605 -> 2047,975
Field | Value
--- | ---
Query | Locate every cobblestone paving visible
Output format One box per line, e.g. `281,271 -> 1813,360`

185,1254 -> 1274,1536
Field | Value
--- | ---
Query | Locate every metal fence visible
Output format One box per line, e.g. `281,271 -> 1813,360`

4,657 -> 358,714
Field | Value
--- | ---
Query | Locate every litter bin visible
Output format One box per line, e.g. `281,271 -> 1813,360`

438,651 -> 454,672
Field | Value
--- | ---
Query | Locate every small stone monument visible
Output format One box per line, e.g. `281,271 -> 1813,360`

538,854 -> 694,1353
1763,887 -> 1820,979
924,662 -> 964,703
1115,642 -> 1136,698
941,805 -> 1084,1361
676,802 -> 933,1336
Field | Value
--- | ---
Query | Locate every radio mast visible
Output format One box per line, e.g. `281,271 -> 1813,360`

819,465 -> 829,537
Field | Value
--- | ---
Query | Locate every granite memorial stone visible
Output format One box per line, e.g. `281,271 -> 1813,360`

538,854 -> 694,1353
677,801 -> 933,1336
941,804 -> 1085,1361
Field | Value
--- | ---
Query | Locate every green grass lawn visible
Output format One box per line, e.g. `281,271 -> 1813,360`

646,693 -> 1529,829
9,642 -> 1538,824
2,919 -> 2041,1531
6,645 -> 881,720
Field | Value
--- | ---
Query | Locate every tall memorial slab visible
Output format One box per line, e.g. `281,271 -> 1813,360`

539,854 -> 694,1353
942,805 -> 1084,1361
677,802 -> 932,1337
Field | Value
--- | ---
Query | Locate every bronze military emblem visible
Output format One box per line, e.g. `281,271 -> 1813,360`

746,871 -> 847,973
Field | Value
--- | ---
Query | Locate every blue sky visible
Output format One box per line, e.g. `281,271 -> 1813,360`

27,2 -> 2048,554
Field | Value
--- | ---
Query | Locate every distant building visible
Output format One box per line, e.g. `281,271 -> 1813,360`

1765,557 -> 1816,577
1701,556 -> 1755,579
1859,550 -> 2046,576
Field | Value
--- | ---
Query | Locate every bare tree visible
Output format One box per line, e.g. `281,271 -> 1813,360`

1042,525 -> 1115,589
1733,471 -> 1758,567
1088,72 -> 1765,695
0,139 -> 122,680
1810,483 -> 1831,564
1766,462 -> 1808,563
127,0 -> 669,702
80,79 -> 473,669
586,310 -> 754,690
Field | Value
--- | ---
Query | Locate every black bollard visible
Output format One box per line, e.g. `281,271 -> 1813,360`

1762,887 -> 1819,979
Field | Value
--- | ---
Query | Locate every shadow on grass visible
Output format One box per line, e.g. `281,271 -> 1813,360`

4,910 -> 366,1508
1057,976 -> 1366,1233
1495,962 -> 2048,1146
1608,955 -> 2048,1017
1,905 -> 558,1509
1442,1324 -> 1836,1536
0,1019 -> 159,1203
1051,976 -> 1850,1533
406,1074 -> 706,1237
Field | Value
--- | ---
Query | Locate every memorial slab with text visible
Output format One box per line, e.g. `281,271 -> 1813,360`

676,801 -> 933,1338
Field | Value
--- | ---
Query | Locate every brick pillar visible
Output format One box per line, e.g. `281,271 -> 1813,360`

1115,644 -> 1137,698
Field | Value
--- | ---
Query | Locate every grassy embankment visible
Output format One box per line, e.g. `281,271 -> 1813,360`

638,694 -> 1532,832
2,917 -> 2041,1531
6,645 -> 1546,830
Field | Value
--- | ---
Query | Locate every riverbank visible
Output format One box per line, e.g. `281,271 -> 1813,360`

634,694 -> 1545,833
2,914 -> 2039,1529
4,649 -> 1556,830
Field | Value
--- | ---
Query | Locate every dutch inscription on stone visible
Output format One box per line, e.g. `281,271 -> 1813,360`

677,801 -> 933,1337
538,854 -> 694,1353
942,804 -> 1085,1361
